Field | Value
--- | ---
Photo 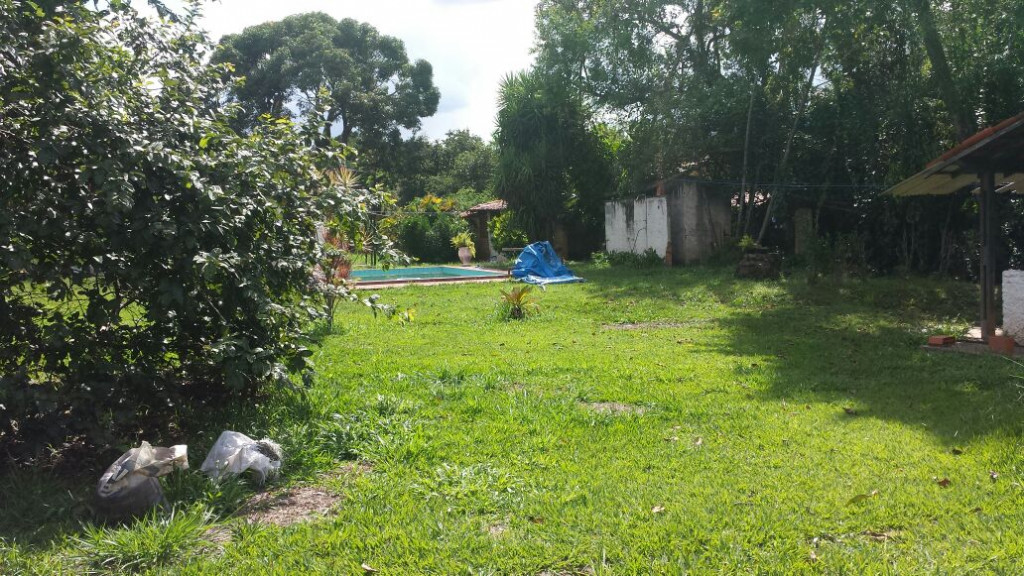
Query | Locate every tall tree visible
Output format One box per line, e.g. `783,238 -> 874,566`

532,0 -> 1024,272
909,0 -> 974,140
494,70 -> 614,247
214,12 -> 440,144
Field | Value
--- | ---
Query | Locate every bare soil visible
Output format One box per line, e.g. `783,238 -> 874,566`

581,402 -> 646,415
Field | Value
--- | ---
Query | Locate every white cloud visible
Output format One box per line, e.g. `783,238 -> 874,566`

196,0 -> 538,141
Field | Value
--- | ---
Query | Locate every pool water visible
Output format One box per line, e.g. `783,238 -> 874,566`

350,266 -> 506,283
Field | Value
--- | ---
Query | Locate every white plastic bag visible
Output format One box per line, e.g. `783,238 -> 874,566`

200,431 -> 282,482
95,442 -> 188,519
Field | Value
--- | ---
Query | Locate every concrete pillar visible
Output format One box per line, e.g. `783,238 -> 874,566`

1005,270 -> 1024,342
793,208 -> 814,255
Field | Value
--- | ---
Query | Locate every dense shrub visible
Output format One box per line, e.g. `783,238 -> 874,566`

0,2 -> 357,460
592,249 -> 664,269
488,211 -> 529,252
393,206 -> 467,263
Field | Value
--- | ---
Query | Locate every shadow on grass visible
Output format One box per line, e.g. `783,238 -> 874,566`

711,305 -> 1021,444
0,386 -> 326,549
581,264 -> 1022,444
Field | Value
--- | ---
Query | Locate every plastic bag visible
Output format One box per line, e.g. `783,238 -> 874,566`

200,431 -> 282,483
95,442 -> 188,520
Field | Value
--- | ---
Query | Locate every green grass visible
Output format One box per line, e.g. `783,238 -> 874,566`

3,265 -> 1023,574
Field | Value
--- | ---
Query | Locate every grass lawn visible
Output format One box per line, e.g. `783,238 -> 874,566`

3,265 -> 1023,574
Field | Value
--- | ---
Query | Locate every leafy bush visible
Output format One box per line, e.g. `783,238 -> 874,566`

315,167 -> 408,332
805,233 -> 870,281
393,200 -> 468,263
451,231 -> 476,258
488,211 -> 529,252
0,3 -> 365,459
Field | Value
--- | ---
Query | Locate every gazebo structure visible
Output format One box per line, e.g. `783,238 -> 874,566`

460,199 -> 506,261
886,113 -> 1024,343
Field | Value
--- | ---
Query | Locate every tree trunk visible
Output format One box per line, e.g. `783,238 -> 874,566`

736,85 -> 757,236
757,14 -> 824,245
911,0 -> 975,140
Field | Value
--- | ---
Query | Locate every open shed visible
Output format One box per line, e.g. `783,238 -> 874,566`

460,199 -> 506,261
886,113 -> 1024,343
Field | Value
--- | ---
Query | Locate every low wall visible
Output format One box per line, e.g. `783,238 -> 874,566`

604,196 -> 670,257
1005,270 -> 1024,341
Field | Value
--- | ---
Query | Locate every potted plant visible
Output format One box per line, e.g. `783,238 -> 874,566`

451,231 -> 476,265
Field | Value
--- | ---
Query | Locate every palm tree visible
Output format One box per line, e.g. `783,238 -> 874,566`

494,70 -> 603,242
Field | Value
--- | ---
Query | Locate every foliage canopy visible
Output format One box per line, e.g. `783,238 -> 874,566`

0,0 -> 372,459
532,0 -> 1024,272
493,70 -> 614,253
214,12 -> 440,146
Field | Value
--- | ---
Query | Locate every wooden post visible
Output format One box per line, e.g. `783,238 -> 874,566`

979,170 -> 997,341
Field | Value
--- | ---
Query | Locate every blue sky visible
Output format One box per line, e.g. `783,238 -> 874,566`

196,0 -> 537,142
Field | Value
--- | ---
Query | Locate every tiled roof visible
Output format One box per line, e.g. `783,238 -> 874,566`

460,199 -> 507,217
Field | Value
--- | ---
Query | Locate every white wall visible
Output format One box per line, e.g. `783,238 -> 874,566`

605,196 -> 670,257
1005,270 -> 1024,341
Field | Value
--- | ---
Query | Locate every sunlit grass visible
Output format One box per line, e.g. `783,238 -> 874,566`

3,265 -> 1022,574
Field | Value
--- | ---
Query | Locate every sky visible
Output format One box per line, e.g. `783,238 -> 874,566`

195,0 -> 538,142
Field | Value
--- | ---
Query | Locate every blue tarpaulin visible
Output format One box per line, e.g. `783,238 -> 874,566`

510,242 -> 584,286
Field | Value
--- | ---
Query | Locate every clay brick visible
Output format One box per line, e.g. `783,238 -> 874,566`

988,335 -> 1017,356
927,335 -> 955,347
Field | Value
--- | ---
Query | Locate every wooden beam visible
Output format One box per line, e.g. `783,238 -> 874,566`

979,170 -> 997,341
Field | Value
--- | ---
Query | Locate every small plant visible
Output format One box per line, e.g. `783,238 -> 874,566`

451,231 -> 476,258
316,229 -> 356,332
498,285 -> 539,320
737,235 -> 758,251
590,251 -> 611,269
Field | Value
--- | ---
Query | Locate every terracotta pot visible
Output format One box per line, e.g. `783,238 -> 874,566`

458,246 -> 473,265
989,335 -> 1017,356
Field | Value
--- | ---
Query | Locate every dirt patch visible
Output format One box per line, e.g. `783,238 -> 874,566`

538,567 -> 595,576
335,461 -> 374,476
602,321 -> 689,331
486,522 -> 508,537
581,402 -> 646,415
203,525 -> 233,545
235,462 -> 370,527
236,486 -> 342,527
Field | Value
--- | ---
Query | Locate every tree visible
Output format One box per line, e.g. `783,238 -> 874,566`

532,0 -> 1024,273
214,12 -> 440,146
380,130 -> 496,205
0,0 -> 375,459
494,70 -> 614,249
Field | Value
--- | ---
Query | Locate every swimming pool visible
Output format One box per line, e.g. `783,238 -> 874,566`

350,266 -> 507,286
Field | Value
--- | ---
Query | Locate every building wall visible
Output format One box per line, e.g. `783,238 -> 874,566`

667,181 -> 731,264
604,181 -> 731,265
604,196 -> 670,257
1005,270 -> 1024,341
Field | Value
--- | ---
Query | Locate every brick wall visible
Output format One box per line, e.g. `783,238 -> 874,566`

1005,270 -> 1024,341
